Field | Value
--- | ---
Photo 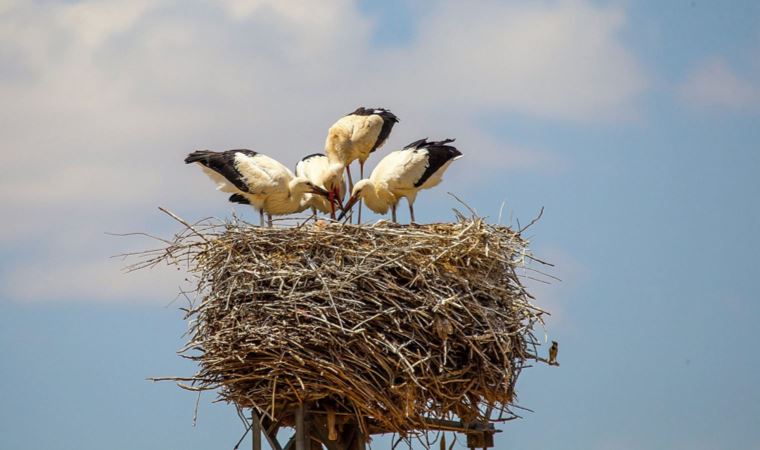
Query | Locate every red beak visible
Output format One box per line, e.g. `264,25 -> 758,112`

338,194 -> 359,221
310,186 -> 330,197
333,187 -> 345,210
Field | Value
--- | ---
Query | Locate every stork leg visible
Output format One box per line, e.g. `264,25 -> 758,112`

267,214 -> 273,228
346,164 -> 354,191
259,209 -> 264,227
345,166 -> 355,224
409,201 -> 415,224
328,189 -> 336,220
391,204 -> 397,223
358,162 -> 365,224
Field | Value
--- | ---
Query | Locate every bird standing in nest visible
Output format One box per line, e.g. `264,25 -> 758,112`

324,107 -> 399,222
185,149 -> 329,227
295,153 -> 346,219
339,138 -> 462,223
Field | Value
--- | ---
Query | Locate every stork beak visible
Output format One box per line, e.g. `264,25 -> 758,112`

310,185 -> 330,197
338,194 -> 359,221
334,190 -> 345,210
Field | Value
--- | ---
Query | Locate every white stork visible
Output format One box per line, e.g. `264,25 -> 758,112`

339,138 -> 462,223
185,149 -> 329,227
295,153 -> 347,219
324,107 -> 399,222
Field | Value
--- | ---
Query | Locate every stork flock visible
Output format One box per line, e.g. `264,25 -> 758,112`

185,107 -> 462,226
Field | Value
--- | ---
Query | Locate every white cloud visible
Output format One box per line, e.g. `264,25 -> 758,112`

678,58 -> 760,110
0,0 -> 19,15
0,163 -> 161,207
2,257 -> 186,304
385,0 -> 646,121
220,0 -> 353,28
0,0 -> 644,302
58,0 -> 159,49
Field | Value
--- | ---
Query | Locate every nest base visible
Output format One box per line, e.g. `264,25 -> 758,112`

249,407 -> 499,450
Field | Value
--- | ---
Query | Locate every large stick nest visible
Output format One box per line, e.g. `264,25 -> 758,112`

135,212 -> 550,435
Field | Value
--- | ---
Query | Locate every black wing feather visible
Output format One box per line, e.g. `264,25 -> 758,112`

371,109 -> 399,153
411,139 -> 461,188
347,107 -> 373,116
185,149 -> 257,193
300,152 -> 325,161
228,194 -> 250,205
404,138 -> 429,150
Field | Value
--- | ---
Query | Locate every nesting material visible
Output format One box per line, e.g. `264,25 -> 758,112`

136,213 -> 550,435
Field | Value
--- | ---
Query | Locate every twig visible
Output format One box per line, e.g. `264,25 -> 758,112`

158,206 -> 210,243
518,207 -> 544,234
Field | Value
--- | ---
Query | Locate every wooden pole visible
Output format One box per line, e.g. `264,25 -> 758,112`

296,405 -> 305,450
252,410 -> 262,450
354,427 -> 366,450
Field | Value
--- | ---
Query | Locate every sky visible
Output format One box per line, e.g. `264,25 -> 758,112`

1,0 -> 759,449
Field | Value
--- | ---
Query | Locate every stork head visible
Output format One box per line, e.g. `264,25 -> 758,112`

289,177 -> 330,198
338,179 -> 375,220
351,179 -> 373,195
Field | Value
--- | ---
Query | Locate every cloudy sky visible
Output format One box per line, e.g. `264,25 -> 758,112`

1,0 -> 759,449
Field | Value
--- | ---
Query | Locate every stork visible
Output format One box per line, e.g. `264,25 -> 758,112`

295,153 -> 347,219
324,107 -> 399,222
185,149 -> 329,227
339,138 -> 462,223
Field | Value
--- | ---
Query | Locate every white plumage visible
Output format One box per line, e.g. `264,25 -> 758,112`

339,139 -> 462,223
295,153 -> 347,217
325,107 -> 399,222
324,108 -> 399,178
185,149 -> 328,226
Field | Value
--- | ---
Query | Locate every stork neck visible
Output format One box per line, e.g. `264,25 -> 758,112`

362,182 -> 380,203
326,163 -> 345,190
288,179 -> 307,197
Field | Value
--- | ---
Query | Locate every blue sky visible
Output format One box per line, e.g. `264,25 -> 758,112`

1,1 -> 759,449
